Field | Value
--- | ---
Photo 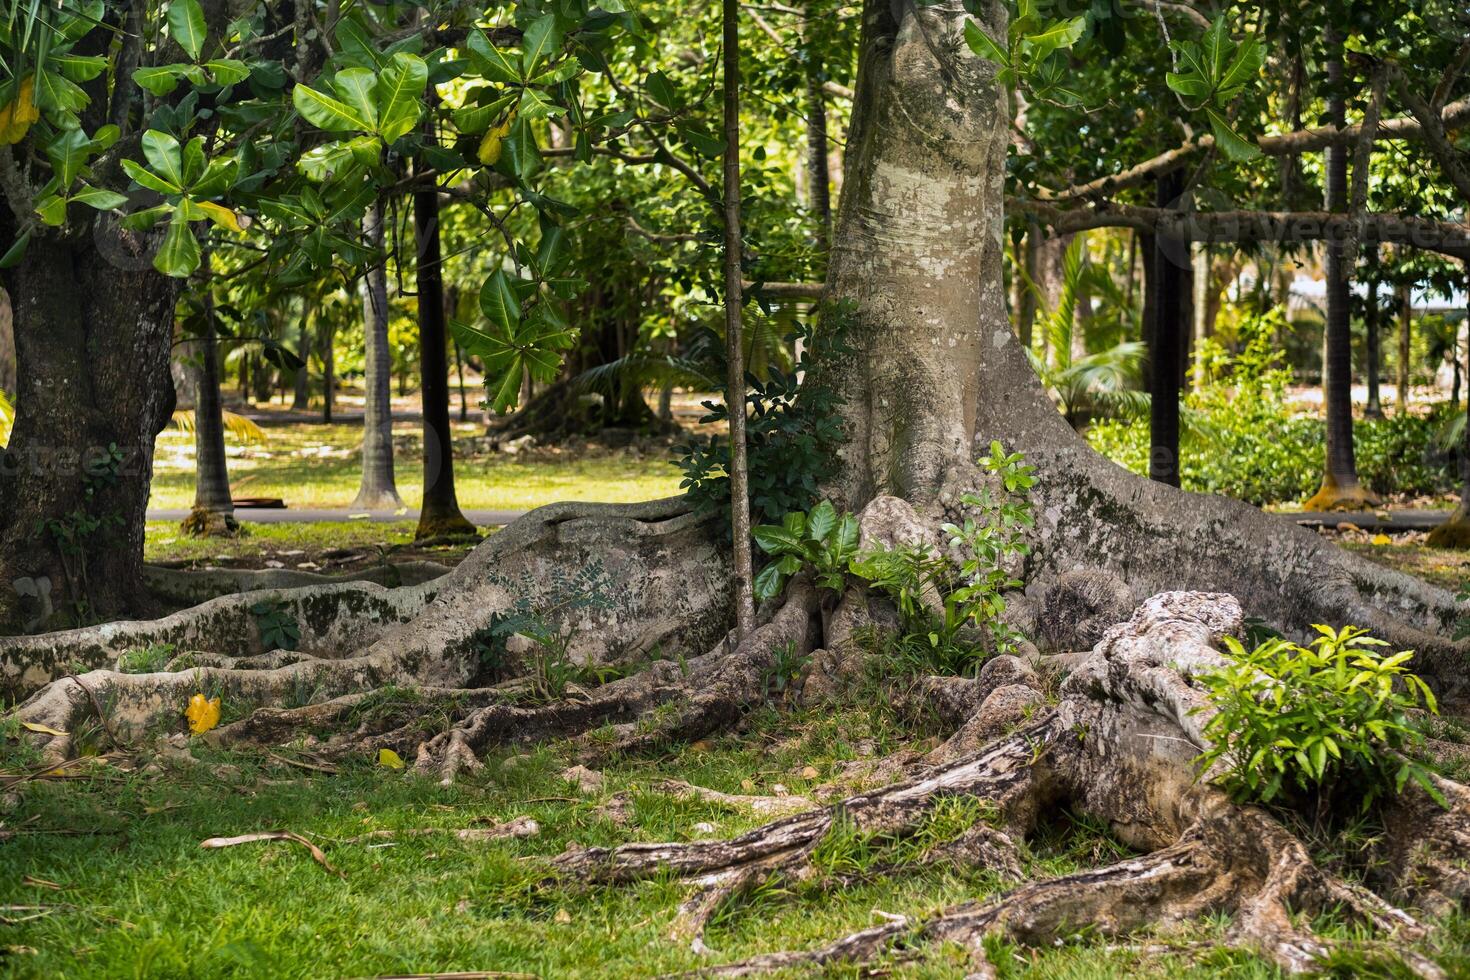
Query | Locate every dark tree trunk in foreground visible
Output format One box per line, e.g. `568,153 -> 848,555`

351,206 -> 402,511
1148,170 -> 1188,487
412,170 -> 475,541
1306,37 -> 1374,511
184,254 -> 237,537
0,234 -> 177,631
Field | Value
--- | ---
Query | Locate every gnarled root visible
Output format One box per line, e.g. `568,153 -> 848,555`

566,592 -> 1468,976
8,498 -> 732,767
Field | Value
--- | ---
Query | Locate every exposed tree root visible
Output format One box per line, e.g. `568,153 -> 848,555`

553,592 -> 1468,976
8,499 -> 733,764
141,560 -> 451,607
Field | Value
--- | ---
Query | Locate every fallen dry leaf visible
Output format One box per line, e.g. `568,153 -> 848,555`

19,722 -> 66,737
185,694 -> 221,735
377,748 -> 406,769
199,831 -> 344,878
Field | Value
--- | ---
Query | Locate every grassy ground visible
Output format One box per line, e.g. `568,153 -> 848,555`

1,704 -> 1465,979
142,521 -> 483,570
150,418 -> 685,512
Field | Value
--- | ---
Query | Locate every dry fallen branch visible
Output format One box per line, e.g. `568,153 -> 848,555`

199,830 -> 345,878
335,816 -> 540,845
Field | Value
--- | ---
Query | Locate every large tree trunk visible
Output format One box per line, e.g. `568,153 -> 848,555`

1148,170 -> 1189,487
0,235 -> 177,631
351,206 -> 402,510
412,169 -> 475,541
1306,35 -> 1374,511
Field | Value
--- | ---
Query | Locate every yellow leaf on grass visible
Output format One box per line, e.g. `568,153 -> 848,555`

0,77 -> 39,146
20,721 -> 67,737
378,748 -> 405,769
186,693 -> 221,734
196,201 -> 243,233
477,116 -> 514,166
1370,534 -> 1391,546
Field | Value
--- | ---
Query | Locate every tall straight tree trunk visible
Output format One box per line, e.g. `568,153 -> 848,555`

351,206 -> 402,510
1306,34 -> 1373,511
722,0 -> 755,640
1016,219 -> 1040,348
1364,247 -> 1383,418
1191,243 -> 1209,388
1429,263 -> 1470,547
412,165 -> 475,541
804,28 -> 832,249
0,234 -> 178,630
185,251 -> 236,536
293,309 -> 312,411
1398,284 -> 1412,414
322,321 -> 336,424
1149,170 -> 1187,488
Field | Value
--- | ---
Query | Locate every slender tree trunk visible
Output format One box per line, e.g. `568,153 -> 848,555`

351,206 -> 402,510
1364,248 -> 1383,418
1307,36 -> 1372,510
412,162 -> 475,540
804,31 -> 832,249
1191,243 -> 1209,388
453,338 -> 468,422
293,308 -> 312,412
723,0 -> 755,640
1016,219 -> 1040,348
239,349 -> 251,404
186,251 -> 236,536
0,235 -> 178,630
1398,284 -> 1412,415
322,320 -> 335,424
1149,170 -> 1187,488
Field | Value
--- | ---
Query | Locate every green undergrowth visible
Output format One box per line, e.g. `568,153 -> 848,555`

0,706 -> 1464,978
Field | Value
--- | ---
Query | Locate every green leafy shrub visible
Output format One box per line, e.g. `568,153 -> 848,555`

1194,625 -> 1443,809
677,305 -> 854,526
854,443 -> 1034,675
751,499 -> 860,600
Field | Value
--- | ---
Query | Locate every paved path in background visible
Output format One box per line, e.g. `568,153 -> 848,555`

146,506 -> 1455,533
147,507 -> 527,525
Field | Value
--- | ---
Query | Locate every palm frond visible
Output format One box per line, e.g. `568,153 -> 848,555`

1043,233 -> 1089,369
171,409 -> 267,446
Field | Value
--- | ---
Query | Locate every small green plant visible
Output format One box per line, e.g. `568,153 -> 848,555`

762,641 -> 811,703
751,499 -> 860,601
852,443 -> 1034,676
474,563 -> 616,703
117,643 -> 176,673
250,599 -> 301,652
1194,625 -> 1444,810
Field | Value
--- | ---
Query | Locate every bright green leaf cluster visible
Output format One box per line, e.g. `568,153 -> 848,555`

963,1 -> 1086,107
1164,16 -> 1265,161
1194,625 -> 1445,809
752,500 -> 860,601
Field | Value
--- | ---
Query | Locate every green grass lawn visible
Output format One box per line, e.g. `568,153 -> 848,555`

150,420 -> 685,512
2,705 -> 1463,979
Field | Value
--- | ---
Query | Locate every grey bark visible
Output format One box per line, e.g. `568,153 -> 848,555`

351,205 -> 402,510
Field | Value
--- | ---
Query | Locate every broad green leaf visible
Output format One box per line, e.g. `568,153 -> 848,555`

155,205 -> 200,278
196,200 -> 241,231
331,67 -> 380,132
0,230 -> 31,268
142,130 -> 185,187
1218,37 -> 1263,93
478,268 -> 520,331
181,134 -> 206,185
71,185 -> 128,210
167,0 -> 207,60
35,194 -> 67,226
520,13 -> 561,74
44,127 -> 91,188
752,524 -> 804,555
644,70 -> 680,110
205,59 -> 251,85
517,87 -> 562,120
1022,16 -> 1085,58
753,562 -> 786,602
53,52 -> 107,82
807,500 -> 837,542
1165,71 -> 1211,101
133,65 -> 184,96
293,82 -> 374,132
1205,108 -> 1260,161
375,52 -> 428,142
33,68 -> 88,112
467,29 -> 522,84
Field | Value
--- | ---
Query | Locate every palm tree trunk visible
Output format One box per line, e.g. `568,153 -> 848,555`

1306,32 -> 1373,510
412,157 -> 475,540
1148,170 -> 1187,487
1398,284 -> 1412,415
186,251 -> 235,535
351,205 -> 402,510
